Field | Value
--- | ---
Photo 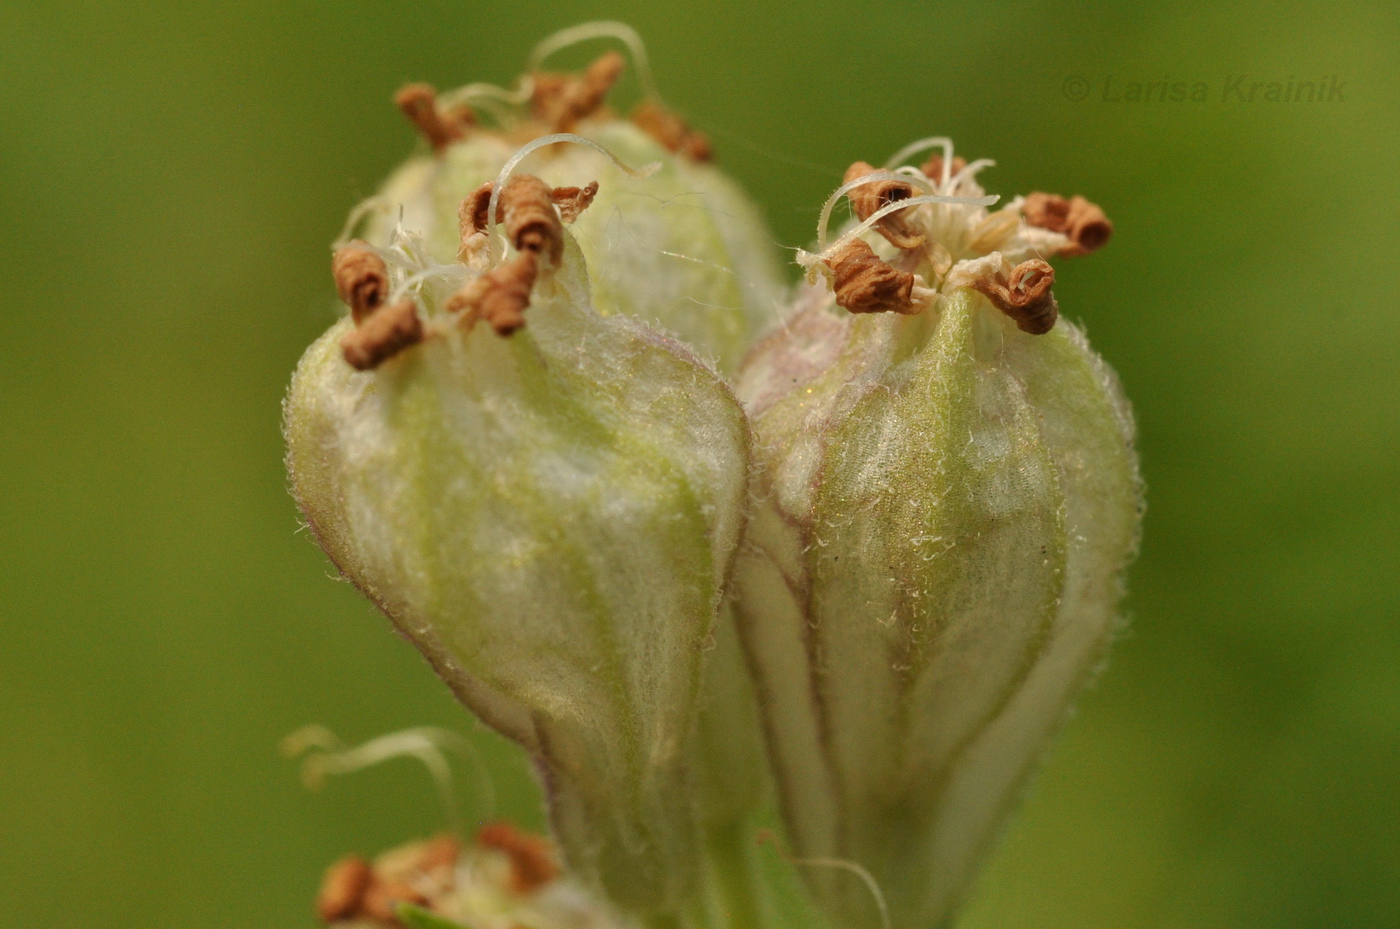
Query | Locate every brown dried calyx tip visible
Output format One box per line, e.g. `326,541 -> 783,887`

332,243 -> 389,323
316,835 -> 461,927
969,258 -> 1060,334
921,154 -> 967,183
1022,192 -> 1113,255
461,174 -> 572,263
340,297 -> 424,370
459,174 -> 599,269
476,821 -> 559,896
316,855 -> 373,924
825,238 -> 933,316
631,100 -> 713,161
532,51 -> 626,132
843,161 -> 925,250
446,250 -> 538,336
394,83 -> 471,152
550,180 -> 599,223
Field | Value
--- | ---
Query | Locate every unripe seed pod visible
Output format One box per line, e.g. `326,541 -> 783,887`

287,228 -> 751,916
736,139 -> 1140,929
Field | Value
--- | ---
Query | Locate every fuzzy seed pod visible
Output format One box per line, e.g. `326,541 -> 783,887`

736,139 -> 1140,929
287,229 -> 751,917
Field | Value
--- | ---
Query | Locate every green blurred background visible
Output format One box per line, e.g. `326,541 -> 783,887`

2,1 -> 1396,926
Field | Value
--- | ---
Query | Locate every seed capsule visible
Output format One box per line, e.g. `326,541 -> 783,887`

288,217 -> 751,915
733,138 -> 1140,929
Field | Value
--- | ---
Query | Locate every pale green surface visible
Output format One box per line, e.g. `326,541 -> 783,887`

285,237 -> 750,915
1,2 -> 1398,927
733,290 -> 1139,928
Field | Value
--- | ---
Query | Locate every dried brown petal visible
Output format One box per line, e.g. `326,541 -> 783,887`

825,238 -> 925,316
1023,191 -> 1112,254
531,51 -> 626,132
1065,195 -> 1113,252
476,821 -> 559,896
550,180 -> 599,223
332,244 -> 389,323
340,298 -> 425,370
458,181 -> 496,256
920,154 -> 968,183
442,104 -> 476,136
499,175 -> 564,263
967,258 -> 1059,334
446,251 -> 539,336
316,855 -> 373,924
361,878 -> 429,924
1022,191 -> 1072,231
414,834 -> 462,873
394,83 -> 464,153
843,161 -> 925,250
631,100 -> 714,162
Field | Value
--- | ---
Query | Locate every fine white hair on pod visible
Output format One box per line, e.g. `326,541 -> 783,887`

333,196 -> 394,248
815,171 -> 937,253
484,133 -> 660,265
813,176 -> 999,253
758,830 -> 892,929
527,20 -> 661,102
438,78 -> 535,125
797,192 -> 999,282
281,725 -> 495,837
790,857 -> 892,929
946,158 -> 997,192
883,136 -> 955,181
387,264 -> 470,306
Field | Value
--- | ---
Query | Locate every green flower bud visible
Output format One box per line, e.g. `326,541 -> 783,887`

733,139 -> 1143,929
355,25 -> 786,373
285,211 -> 751,915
